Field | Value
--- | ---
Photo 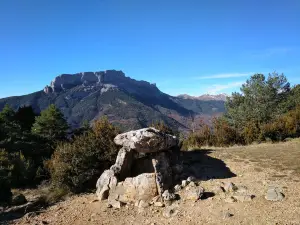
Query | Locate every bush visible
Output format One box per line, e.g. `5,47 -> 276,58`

261,105 -> 300,141
212,117 -> 241,146
48,117 -> 119,193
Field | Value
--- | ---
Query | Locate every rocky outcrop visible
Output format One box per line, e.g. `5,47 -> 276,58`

44,70 -> 158,94
96,128 -> 180,208
114,128 -> 178,153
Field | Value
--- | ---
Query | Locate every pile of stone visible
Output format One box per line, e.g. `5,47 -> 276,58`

96,128 -> 180,208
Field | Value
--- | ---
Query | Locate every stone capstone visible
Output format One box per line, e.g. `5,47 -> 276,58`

114,128 -> 178,153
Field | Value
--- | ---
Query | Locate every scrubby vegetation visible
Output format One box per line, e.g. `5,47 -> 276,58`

0,103 -> 120,205
183,73 -> 300,149
48,117 -> 119,193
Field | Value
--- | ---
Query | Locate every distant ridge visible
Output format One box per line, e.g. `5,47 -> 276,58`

177,93 -> 229,101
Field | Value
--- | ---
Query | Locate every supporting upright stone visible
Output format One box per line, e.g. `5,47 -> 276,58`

110,146 -> 135,181
152,152 -> 173,197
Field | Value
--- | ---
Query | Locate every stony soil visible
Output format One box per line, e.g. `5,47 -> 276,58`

7,139 -> 300,225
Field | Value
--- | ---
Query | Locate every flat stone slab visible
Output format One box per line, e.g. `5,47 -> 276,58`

114,128 -> 178,153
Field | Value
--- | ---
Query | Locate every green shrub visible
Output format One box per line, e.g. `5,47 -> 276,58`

48,117 -> 119,193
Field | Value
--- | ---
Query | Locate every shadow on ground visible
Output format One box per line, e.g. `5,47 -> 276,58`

175,149 -> 236,181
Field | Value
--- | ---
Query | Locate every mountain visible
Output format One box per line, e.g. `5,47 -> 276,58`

177,93 -> 229,101
0,70 -> 226,132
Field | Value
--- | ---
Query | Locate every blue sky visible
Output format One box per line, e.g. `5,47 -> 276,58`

0,0 -> 300,98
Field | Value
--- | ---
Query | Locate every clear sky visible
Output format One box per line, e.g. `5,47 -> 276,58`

0,0 -> 300,98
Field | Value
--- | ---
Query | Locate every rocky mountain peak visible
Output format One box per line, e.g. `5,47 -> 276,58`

43,70 -> 158,94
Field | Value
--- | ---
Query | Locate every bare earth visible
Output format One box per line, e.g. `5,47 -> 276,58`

10,139 -> 300,225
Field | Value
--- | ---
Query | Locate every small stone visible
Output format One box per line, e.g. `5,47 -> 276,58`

184,186 -> 204,201
107,203 -> 113,208
224,196 -> 237,203
162,190 -> 176,201
182,180 -> 188,187
265,187 -> 284,201
154,202 -> 165,207
213,186 -> 225,194
187,176 -> 196,182
224,182 -> 238,192
90,199 -> 99,203
174,184 -> 182,192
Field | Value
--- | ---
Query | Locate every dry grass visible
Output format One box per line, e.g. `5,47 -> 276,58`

206,138 -> 300,179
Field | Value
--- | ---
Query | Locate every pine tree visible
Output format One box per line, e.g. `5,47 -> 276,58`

32,104 -> 69,141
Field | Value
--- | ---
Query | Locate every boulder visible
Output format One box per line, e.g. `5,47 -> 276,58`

114,128 -> 178,153
109,173 -> 158,204
96,170 -> 118,200
184,186 -> 204,201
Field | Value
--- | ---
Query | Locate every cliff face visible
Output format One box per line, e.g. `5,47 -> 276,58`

44,70 -> 158,95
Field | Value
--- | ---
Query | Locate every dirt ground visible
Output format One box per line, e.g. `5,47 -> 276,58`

6,139 -> 300,225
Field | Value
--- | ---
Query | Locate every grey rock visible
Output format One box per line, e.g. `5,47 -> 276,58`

224,182 -> 238,192
96,170 -> 118,200
181,180 -> 188,188
174,184 -> 182,192
162,190 -> 176,202
110,147 -> 135,180
184,186 -> 204,201
114,128 -> 178,153
152,152 -> 173,195
265,187 -> 284,201
11,194 -> 27,206
187,176 -> 196,182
